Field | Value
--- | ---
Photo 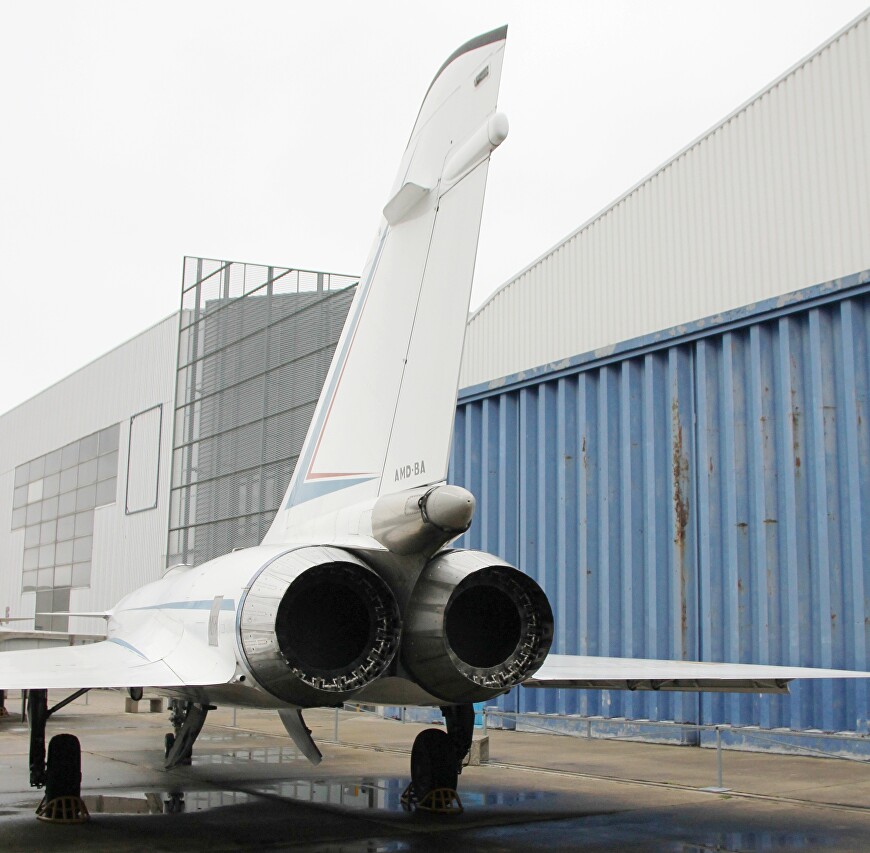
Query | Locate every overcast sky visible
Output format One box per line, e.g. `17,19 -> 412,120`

1,1 -> 867,415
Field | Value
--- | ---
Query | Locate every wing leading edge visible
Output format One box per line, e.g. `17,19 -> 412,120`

525,653 -> 870,694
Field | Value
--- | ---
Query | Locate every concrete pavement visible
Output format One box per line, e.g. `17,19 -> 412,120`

0,690 -> 867,851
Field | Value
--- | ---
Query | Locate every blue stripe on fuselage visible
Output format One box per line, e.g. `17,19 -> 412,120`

128,600 -> 236,612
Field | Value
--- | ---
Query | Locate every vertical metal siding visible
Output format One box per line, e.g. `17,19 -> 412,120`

452,275 -> 870,734
0,315 -> 178,621
460,11 -> 870,389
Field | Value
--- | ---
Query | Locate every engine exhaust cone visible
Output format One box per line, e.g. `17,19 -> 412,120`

402,550 -> 554,703
240,547 -> 401,705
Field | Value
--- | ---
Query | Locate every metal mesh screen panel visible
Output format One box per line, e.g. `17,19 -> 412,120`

168,258 -> 356,566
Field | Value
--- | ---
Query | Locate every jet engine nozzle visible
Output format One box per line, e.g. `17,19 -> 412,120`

239,547 -> 401,706
401,550 -> 553,703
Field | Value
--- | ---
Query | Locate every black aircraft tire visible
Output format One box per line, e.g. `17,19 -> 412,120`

410,728 -> 458,798
44,734 -> 82,802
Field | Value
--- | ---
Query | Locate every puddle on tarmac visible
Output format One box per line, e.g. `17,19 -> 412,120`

250,779 -> 406,811
251,778 -> 554,812
682,831 -> 833,852
82,790 -> 255,814
297,842 -> 409,853
67,779 -> 552,817
461,788 -> 553,809
198,730 -> 274,742
192,746 -> 305,765
76,780 -> 423,816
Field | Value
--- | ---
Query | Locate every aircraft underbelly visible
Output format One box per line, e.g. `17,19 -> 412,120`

156,683 -> 295,710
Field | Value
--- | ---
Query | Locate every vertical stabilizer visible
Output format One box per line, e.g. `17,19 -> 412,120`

264,27 -> 508,542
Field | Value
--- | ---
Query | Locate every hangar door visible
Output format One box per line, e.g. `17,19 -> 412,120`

451,273 -> 870,735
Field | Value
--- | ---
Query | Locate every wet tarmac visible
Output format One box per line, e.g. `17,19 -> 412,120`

0,691 -> 868,851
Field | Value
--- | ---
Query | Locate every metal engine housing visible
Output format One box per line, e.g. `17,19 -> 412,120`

401,549 -> 554,703
238,546 -> 401,706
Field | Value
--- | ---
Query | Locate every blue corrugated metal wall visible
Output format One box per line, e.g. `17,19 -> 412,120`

450,271 -> 870,734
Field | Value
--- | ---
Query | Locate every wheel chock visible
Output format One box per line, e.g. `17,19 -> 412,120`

400,783 -> 463,814
35,795 -> 90,823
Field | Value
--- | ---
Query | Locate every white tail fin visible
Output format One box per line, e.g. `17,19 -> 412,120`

264,27 -> 508,541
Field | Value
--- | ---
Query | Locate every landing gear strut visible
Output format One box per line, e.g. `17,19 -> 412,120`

440,703 -> 475,773
164,699 -> 213,769
402,703 -> 474,813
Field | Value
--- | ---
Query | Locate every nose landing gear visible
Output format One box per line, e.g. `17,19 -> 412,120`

164,699 -> 213,769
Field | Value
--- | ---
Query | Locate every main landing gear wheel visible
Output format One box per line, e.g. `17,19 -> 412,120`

36,734 -> 89,824
44,734 -> 82,801
402,729 -> 463,813
411,728 -> 458,796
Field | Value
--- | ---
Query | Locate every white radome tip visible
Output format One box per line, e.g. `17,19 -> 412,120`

487,112 -> 509,147
424,485 -> 476,532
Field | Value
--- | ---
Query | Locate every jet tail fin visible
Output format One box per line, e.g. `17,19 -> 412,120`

265,27 -> 508,540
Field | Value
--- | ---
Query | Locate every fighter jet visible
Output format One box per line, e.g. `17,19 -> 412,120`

2,26 -> 867,807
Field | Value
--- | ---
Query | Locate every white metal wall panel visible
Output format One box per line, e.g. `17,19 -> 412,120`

77,501 -> 168,619
461,12 -> 870,389
0,487 -> 25,621
0,315 -> 177,461
0,314 -> 178,630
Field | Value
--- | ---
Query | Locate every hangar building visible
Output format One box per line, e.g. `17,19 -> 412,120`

1,11 -> 868,746
450,12 -> 870,740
